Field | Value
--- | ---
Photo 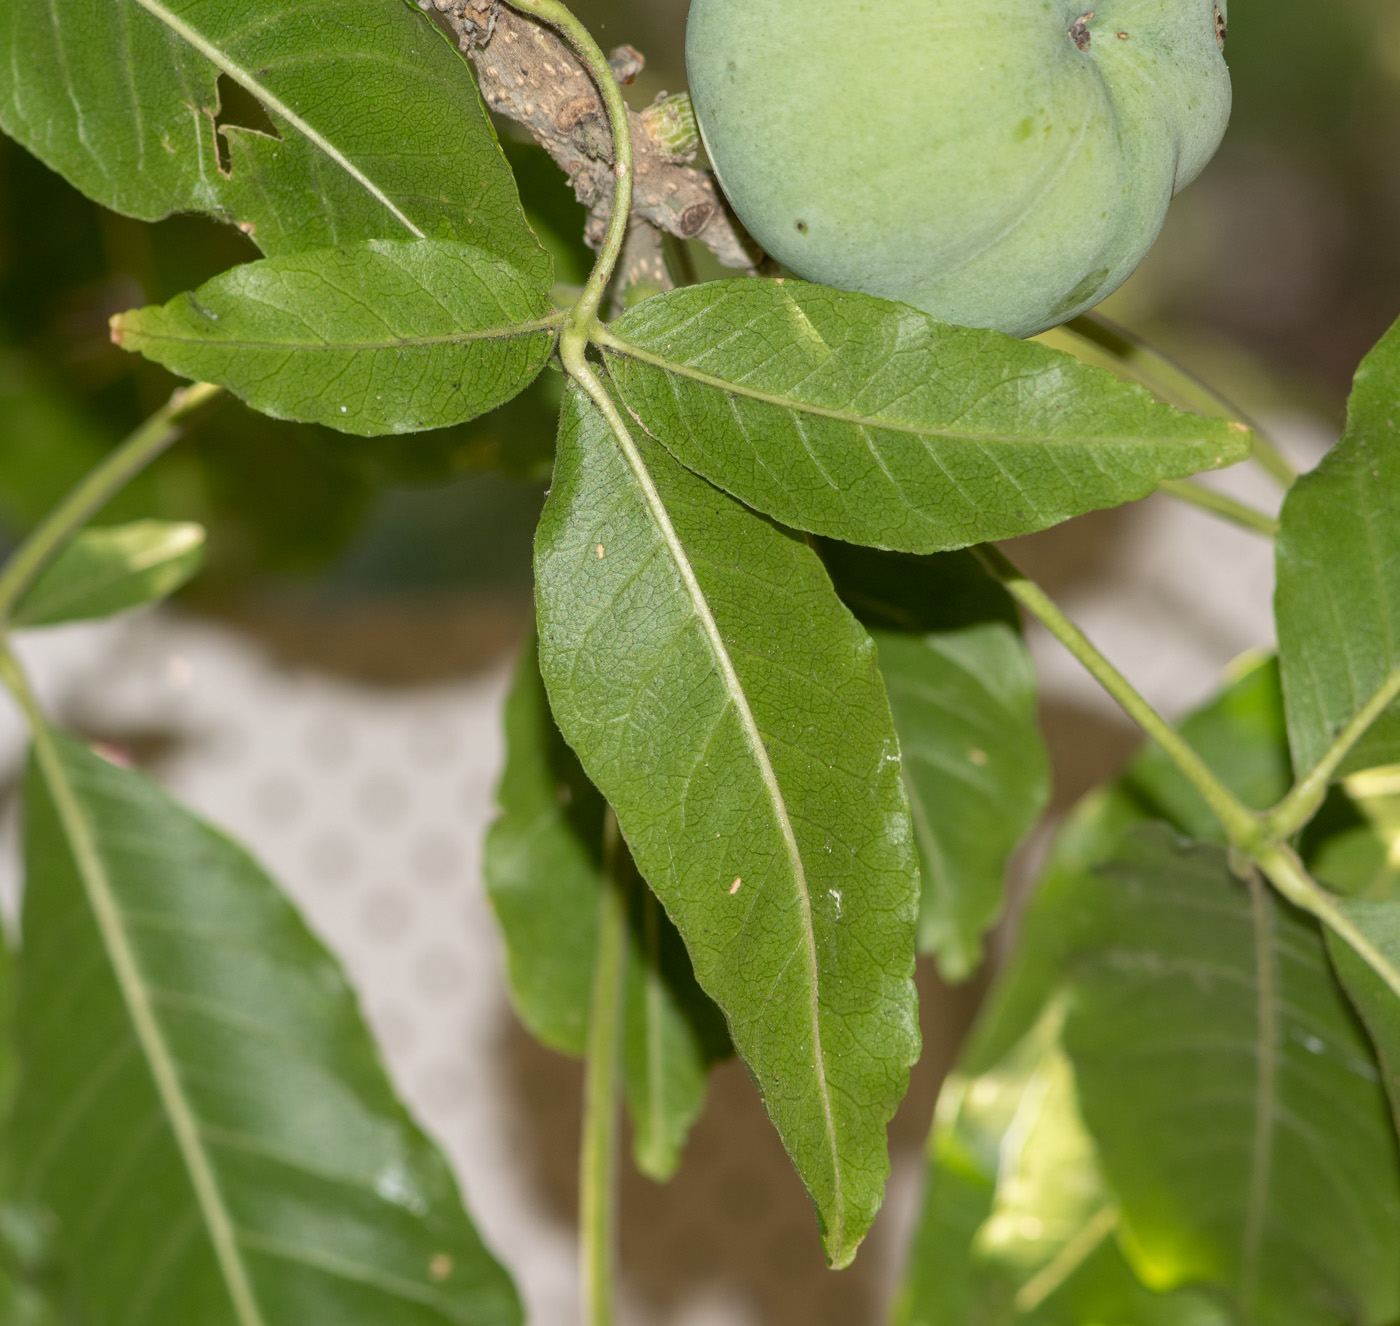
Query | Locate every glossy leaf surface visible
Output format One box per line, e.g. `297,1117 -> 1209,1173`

1277,318 -> 1400,778
11,522 -> 205,627
823,544 -> 1048,981
535,385 -> 920,1266
0,0 -> 548,279
1067,828 -> 1400,1325
113,241 -> 560,435
15,732 -> 521,1325
599,281 -> 1250,554
484,640 -> 729,1181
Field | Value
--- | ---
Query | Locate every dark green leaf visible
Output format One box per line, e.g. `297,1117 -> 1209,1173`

0,0 -> 549,279
895,1001 -> 1228,1326
965,655 -> 1292,1075
534,384 -> 920,1266
1066,827 -> 1400,1325
1325,900 -> 1400,1134
11,521 -> 205,627
112,241 -> 561,435
823,544 -> 1047,981
16,731 -> 521,1325
1277,318 -> 1400,779
597,281 -> 1251,554
484,640 -> 730,1181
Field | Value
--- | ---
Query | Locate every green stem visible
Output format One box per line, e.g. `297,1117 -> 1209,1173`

501,0 -> 633,353
580,808 -> 629,1326
1265,666 -> 1400,841
1067,312 -> 1298,488
0,381 -> 223,622
1257,844 -> 1400,1001
973,544 -> 1265,852
1157,480 -> 1279,538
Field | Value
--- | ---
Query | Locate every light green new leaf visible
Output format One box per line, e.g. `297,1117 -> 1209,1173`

535,384 -> 920,1266
1277,318 -> 1400,779
895,1001 -> 1228,1326
1066,827 -> 1400,1326
0,0 -> 548,280
484,640 -> 730,1181
10,521 -> 205,628
822,544 -> 1048,981
596,281 -> 1250,554
15,730 -> 521,1326
113,241 -> 560,435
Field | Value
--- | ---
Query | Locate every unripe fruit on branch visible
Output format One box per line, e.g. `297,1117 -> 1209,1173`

686,0 -> 1232,337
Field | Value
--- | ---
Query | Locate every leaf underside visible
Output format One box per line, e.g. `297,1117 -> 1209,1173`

534,384 -> 920,1266
1067,829 -> 1400,1326
1276,316 -> 1400,778
601,280 -> 1251,554
16,734 -> 521,1326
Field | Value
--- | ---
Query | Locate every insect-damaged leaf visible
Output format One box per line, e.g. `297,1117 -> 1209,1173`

597,280 -> 1250,554
14,731 -> 521,1326
112,241 -> 559,435
484,641 -> 731,1182
534,384 -> 920,1267
0,0 -> 549,282
1277,316 -> 1400,780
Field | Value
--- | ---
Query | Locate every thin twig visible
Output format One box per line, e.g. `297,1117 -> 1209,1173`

428,0 -> 758,270
0,382 -> 224,623
1157,479 -> 1279,538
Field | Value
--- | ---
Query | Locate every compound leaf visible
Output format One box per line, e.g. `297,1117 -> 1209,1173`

112,240 -> 560,435
1277,318 -> 1400,780
15,729 -> 521,1326
597,281 -> 1250,554
0,0 -> 548,279
11,521 -> 205,628
822,544 -> 1048,981
534,384 -> 920,1267
1066,827 -> 1400,1326
484,640 -> 730,1182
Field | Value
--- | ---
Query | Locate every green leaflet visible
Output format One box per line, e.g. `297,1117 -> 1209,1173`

1325,900 -> 1400,1135
822,544 -> 1048,982
1066,828 -> 1400,1325
10,521 -> 205,627
484,640 -> 730,1182
1277,317 -> 1400,779
0,0 -> 548,280
895,1000 -> 1227,1326
15,731 -> 521,1326
534,384 -> 920,1267
964,655 -> 1292,1076
596,281 -> 1251,554
112,241 -> 561,435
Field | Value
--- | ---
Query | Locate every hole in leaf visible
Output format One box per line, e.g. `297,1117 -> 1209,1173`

213,73 -> 281,175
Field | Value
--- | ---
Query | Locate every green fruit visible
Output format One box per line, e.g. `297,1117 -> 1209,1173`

686,0 -> 1232,338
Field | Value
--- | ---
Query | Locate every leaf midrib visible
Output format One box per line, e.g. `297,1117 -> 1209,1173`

121,313 -> 565,355
597,327 -> 1231,453
30,731 -> 267,1326
579,384 -> 848,1253
131,0 -> 425,240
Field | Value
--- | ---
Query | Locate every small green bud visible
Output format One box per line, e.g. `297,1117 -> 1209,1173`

641,92 -> 700,163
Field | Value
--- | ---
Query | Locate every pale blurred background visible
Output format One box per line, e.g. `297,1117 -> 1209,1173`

0,0 -> 1395,1321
